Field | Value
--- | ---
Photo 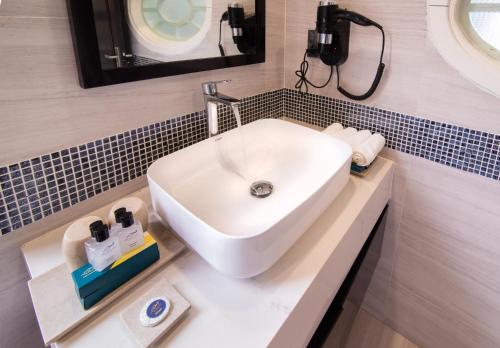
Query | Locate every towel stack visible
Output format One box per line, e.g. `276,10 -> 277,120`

324,123 -> 386,167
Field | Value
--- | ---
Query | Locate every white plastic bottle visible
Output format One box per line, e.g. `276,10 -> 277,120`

110,207 -> 127,237
110,210 -> 144,254
62,215 -> 106,271
84,221 -> 121,272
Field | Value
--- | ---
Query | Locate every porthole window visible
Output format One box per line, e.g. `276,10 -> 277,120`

428,0 -> 500,99
461,0 -> 500,59
128,0 -> 212,58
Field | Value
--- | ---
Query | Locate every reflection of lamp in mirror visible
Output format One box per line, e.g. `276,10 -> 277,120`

218,3 -> 257,56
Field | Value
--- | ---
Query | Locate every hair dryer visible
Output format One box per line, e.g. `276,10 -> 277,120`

296,1 -> 386,101
218,3 -> 257,56
228,4 -> 245,45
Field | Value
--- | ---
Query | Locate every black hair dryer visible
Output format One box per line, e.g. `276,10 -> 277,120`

296,1 -> 386,101
228,4 -> 245,45
219,3 -> 257,56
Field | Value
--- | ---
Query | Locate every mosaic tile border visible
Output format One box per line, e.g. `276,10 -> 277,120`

283,88 -> 500,182
1,87 -> 499,236
0,89 -> 283,235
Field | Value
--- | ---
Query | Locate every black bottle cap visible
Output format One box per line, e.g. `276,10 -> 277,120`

94,224 -> 110,243
89,220 -> 105,238
114,207 -> 127,223
120,211 -> 135,228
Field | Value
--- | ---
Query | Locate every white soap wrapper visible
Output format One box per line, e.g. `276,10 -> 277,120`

121,278 -> 191,348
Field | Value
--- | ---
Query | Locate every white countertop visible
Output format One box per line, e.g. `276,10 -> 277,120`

22,158 -> 393,348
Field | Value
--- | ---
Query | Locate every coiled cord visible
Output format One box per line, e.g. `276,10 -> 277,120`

295,25 -> 385,100
294,51 -> 334,94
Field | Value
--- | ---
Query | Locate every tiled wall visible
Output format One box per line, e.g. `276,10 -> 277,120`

284,1 -> 500,347
0,0 -> 285,166
0,90 -> 283,235
2,87 -> 499,237
0,2 -> 286,347
284,89 -> 500,180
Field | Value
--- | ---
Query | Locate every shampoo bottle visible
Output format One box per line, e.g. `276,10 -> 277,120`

110,210 -> 145,254
84,221 -> 121,272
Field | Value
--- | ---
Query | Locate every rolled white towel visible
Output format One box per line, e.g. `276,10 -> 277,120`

352,133 -> 386,166
349,129 -> 372,148
333,127 -> 358,143
323,123 -> 344,136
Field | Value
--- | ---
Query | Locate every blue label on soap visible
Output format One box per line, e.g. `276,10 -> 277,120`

146,299 -> 167,318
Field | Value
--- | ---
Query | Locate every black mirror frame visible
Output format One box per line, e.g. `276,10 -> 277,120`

66,0 -> 266,89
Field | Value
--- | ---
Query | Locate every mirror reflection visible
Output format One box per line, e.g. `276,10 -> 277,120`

92,0 -> 257,70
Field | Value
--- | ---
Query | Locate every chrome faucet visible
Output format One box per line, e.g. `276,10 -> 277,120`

202,80 -> 241,137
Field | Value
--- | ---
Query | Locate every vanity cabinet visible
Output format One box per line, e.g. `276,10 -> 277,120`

309,205 -> 389,348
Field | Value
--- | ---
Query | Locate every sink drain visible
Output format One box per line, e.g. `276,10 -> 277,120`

250,181 -> 274,198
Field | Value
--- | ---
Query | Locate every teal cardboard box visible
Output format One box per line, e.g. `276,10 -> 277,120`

71,232 -> 160,309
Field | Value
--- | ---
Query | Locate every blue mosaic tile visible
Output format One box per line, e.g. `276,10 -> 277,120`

283,88 -> 500,182
0,90 -> 282,235
0,88 -> 497,236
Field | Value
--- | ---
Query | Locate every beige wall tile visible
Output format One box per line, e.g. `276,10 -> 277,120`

380,148 -> 412,205
381,156 -> 500,347
285,2 -> 500,346
0,7 -> 285,166
386,241 -> 499,348
2,1 -> 500,348
0,0 -> 68,18
416,40 -> 500,133
284,0 -> 427,116
284,0 -> 500,133
0,4 -> 286,348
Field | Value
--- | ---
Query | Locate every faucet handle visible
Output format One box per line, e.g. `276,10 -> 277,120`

212,79 -> 231,84
202,80 -> 231,95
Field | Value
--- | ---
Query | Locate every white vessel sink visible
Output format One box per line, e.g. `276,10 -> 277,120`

148,118 -> 352,278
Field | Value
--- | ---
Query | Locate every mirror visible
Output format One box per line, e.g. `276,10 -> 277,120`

67,0 -> 265,88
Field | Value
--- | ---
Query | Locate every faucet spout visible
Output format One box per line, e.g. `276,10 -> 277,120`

206,93 -> 241,107
202,80 -> 242,137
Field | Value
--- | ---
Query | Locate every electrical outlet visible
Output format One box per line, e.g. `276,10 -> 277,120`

306,29 -> 319,57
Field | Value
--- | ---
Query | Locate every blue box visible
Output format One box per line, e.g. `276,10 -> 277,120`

71,232 -> 160,309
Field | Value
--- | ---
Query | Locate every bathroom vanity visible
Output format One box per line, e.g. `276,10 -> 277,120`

22,154 -> 393,347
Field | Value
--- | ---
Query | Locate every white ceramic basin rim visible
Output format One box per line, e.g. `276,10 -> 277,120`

148,118 -> 352,277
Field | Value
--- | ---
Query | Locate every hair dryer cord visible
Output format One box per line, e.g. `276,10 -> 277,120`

295,20 -> 386,101
295,51 -> 334,94
218,12 -> 229,57
336,26 -> 386,100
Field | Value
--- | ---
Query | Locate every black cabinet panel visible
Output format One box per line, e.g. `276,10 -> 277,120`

308,205 -> 389,348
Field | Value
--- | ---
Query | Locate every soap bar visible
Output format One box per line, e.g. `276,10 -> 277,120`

72,232 -> 160,309
121,279 -> 191,348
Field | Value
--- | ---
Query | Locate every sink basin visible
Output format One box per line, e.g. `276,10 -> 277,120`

148,118 -> 352,278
